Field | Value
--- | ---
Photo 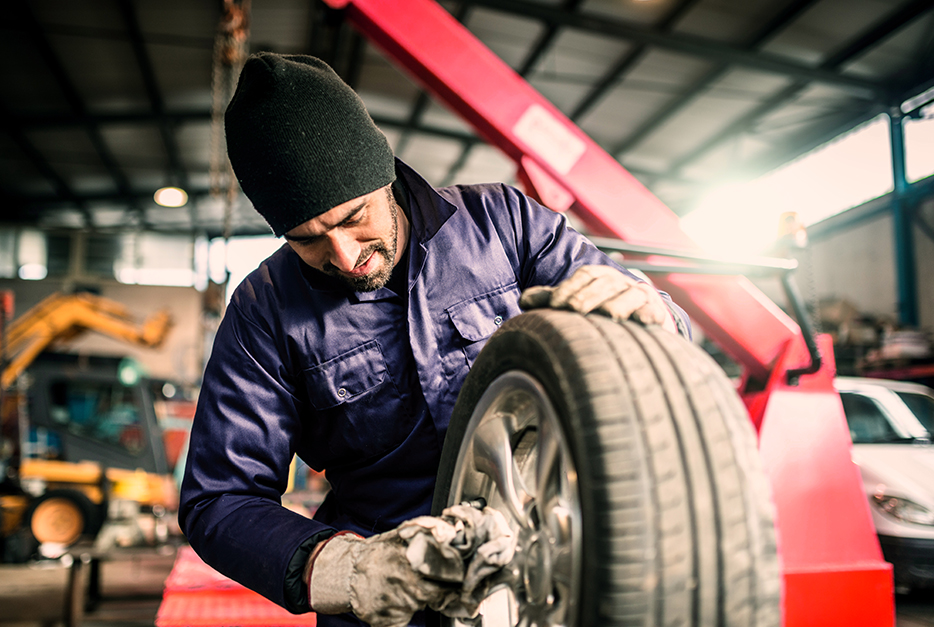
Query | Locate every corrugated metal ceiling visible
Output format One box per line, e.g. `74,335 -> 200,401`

1,0 -> 931,238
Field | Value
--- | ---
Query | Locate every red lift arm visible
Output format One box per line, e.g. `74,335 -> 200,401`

322,1 -> 895,625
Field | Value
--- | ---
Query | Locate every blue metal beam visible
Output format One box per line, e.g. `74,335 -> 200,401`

889,110 -> 919,327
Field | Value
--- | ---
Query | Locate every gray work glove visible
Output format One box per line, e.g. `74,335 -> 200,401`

520,264 -> 678,334
307,505 -> 515,627
406,504 -> 516,620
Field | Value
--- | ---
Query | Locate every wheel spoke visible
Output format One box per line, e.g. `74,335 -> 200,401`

551,547 -> 573,586
472,413 -> 533,528
548,502 -> 574,545
451,371 -> 582,627
534,413 -> 560,508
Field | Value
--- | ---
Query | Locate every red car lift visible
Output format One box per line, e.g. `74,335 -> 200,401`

157,547 -> 316,627
321,1 -> 894,625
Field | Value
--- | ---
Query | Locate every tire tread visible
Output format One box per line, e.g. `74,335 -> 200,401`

435,311 -> 780,627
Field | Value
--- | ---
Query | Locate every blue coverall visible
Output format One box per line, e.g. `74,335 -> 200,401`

179,159 -> 689,623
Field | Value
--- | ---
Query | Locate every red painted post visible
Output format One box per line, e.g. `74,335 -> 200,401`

757,335 -> 894,626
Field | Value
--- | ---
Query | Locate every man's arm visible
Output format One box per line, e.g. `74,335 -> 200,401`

179,300 -> 332,612
483,183 -> 691,338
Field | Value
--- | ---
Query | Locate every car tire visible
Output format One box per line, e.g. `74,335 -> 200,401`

433,310 -> 781,626
25,489 -> 102,547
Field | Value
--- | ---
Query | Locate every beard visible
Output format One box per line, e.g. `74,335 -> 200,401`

323,187 -> 400,292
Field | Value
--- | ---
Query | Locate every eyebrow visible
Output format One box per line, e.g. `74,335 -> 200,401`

283,200 -> 368,243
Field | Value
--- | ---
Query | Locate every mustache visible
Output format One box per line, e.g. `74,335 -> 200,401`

322,242 -> 388,276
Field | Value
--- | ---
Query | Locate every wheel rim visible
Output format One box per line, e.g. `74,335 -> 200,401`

447,371 -> 582,627
30,497 -> 84,545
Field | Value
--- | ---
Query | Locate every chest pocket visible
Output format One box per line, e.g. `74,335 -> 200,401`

303,340 -> 387,410
447,283 -> 521,367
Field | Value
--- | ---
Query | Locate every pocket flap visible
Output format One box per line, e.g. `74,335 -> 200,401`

303,341 -> 386,410
448,285 -> 519,342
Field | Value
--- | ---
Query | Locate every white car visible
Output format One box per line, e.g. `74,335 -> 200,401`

835,376 -> 934,592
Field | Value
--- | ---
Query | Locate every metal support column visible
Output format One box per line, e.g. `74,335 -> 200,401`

889,110 -> 919,327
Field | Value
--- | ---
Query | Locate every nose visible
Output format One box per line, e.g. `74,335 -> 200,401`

326,230 -> 362,272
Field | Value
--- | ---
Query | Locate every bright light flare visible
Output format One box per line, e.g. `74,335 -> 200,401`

154,186 -> 189,207
680,182 -> 786,257
681,115 -> 894,256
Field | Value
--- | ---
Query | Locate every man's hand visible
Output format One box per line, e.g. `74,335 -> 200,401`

307,529 -> 443,627
306,505 -> 515,627
520,265 -> 678,333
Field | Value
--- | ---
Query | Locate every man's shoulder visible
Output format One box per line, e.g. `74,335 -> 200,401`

228,244 -> 295,311
435,182 -> 527,225
437,181 -> 513,204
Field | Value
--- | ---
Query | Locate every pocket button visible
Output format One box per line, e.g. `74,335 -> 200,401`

494,315 -> 503,326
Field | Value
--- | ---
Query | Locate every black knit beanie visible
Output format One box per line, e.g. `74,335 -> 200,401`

225,53 -> 396,237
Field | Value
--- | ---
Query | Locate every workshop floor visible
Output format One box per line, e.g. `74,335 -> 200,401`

82,547 -> 178,627
1,545 -> 933,626
0,546 -> 177,627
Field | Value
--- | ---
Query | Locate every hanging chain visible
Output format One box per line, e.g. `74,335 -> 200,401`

209,0 -> 250,242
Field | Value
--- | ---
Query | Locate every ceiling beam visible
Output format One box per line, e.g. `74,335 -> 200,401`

393,2 -> 475,184
516,0 -> 584,77
116,0 -> 189,190
13,109 -> 212,129
570,0 -> 703,121
17,2 -> 139,226
0,101 -> 92,225
394,92 -> 434,157
664,0 -> 934,179
901,76 -> 934,116
13,108 -> 474,143
308,2 -> 343,67
611,0 -> 819,158
826,0 -> 934,72
343,30 -> 367,90
7,186 -> 215,207
901,12 -> 934,100
0,20 -> 215,50
753,72 -> 934,176
466,0 -> 888,98
390,2 -> 473,158
5,111 -> 475,202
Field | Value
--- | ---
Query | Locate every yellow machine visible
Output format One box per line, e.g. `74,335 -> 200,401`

1,292 -> 171,390
0,290 -> 177,560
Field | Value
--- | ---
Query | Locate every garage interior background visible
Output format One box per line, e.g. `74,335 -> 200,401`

1,0 -> 933,387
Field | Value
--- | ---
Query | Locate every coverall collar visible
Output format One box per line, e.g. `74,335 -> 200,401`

394,157 -> 457,243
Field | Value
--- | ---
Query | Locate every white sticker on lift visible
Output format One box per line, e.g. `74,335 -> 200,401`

512,103 -> 586,175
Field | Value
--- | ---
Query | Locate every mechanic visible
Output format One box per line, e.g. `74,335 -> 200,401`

179,52 -> 691,627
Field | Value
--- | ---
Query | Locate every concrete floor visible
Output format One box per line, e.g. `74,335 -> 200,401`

82,547 -> 178,627
0,546 -> 176,627
0,546 -> 931,626
899,591 -> 934,627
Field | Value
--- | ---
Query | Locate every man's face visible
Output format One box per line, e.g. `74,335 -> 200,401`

284,186 -> 407,292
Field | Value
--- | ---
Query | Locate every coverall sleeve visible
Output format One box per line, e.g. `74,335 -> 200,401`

178,299 -> 333,612
489,183 -> 691,338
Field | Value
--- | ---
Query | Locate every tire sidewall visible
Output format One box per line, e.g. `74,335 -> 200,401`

434,311 -> 605,625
